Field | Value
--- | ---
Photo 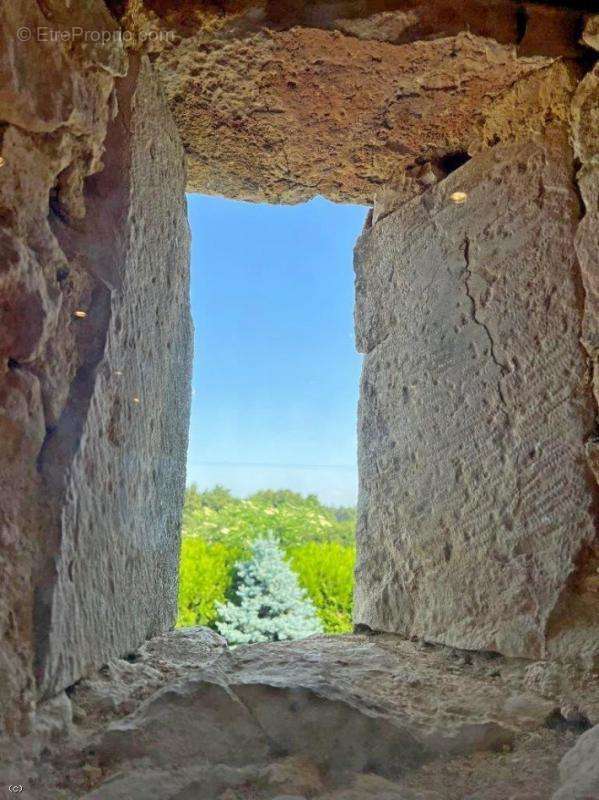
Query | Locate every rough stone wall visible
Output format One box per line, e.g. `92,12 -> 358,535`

6,628 -> 599,799
123,0 -> 593,664
152,29 -> 560,204
121,0 -> 591,203
0,0 -> 126,734
553,44 -> 599,663
0,0 -> 597,735
353,132 -> 599,662
37,55 -> 192,701
0,2 -> 191,731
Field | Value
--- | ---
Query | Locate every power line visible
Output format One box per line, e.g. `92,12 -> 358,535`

188,460 -> 356,471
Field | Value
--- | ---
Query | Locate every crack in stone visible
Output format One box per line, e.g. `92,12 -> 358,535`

220,681 -> 289,758
462,236 -> 510,411
34,280 -> 113,695
196,654 -> 287,755
460,236 -> 526,529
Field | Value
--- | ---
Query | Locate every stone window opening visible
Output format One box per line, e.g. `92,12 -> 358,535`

1,2 -> 598,798
177,193 -> 365,641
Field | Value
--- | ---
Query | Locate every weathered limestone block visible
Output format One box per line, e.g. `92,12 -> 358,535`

0,0 -> 127,734
354,138 -> 598,662
553,724 -> 599,800
3,628 -> 599,798
572,64 -> 599,480
124,2 -> 563,204
555,64 -> 599,661
0,1 -> 191,730
121,0 -> 590,56
82,633 -> 561,799
118,0 -> 589,205
36,54 -> 192,700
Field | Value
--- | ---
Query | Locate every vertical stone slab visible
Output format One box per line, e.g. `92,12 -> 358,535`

555,60 -> 599,663
1,0 -> 191,723
354,139 -> 598,662
35,55 -> 192,698
0,0 -> 128,732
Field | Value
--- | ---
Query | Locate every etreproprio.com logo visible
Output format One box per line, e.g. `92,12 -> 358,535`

16,26 -> 175,45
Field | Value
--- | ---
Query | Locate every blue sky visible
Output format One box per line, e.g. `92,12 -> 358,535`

186,195 -> 367,506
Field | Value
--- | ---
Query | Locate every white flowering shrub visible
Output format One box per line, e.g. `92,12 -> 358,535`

216,535 -> 323,645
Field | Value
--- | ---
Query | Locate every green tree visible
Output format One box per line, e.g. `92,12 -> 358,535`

181,485 -> 355,548
216,536 -> 323,645
177,537 -> 239,627
177,486 -> 357,634
289,542 -> 356,633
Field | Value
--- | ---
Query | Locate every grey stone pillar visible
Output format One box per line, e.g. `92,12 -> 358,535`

354,139 -> 598,664
35,56 -> 193,698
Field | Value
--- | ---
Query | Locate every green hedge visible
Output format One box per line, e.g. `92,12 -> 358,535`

177,538 -> 238,628
289,542 -> 356,633
176,487 -> 356,634
177,537 -> 356,634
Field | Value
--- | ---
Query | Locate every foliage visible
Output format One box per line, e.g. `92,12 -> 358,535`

182,484 -> 356,549
177,486 -> 357,635
216,536 -> 323,645
288,542 -> 356,634
177,537 -> 239,628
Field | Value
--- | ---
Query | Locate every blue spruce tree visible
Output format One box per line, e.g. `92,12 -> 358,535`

216,535 -> 323,645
